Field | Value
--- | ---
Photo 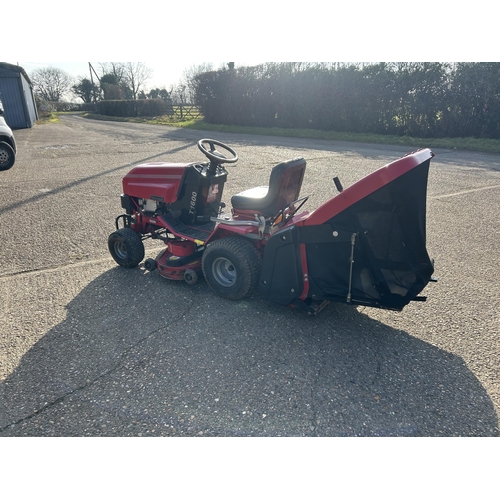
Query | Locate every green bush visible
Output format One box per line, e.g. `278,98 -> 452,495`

194,63 -> 500,140
94,99 -> 173,117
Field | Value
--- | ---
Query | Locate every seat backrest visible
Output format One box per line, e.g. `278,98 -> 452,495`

232,157 -> 306,217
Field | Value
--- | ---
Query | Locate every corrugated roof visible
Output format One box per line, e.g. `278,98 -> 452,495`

0,62 -> 32,85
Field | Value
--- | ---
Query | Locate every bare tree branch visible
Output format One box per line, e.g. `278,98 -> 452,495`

122,62 -> 152,100
30,67 -> 74,102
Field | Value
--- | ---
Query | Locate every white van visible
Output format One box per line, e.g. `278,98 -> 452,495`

0,99 -> 17,171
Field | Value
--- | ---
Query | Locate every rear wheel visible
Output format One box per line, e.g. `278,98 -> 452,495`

108,228 -> 145,268
202,237 -> 261,300
0,141 -> 15,171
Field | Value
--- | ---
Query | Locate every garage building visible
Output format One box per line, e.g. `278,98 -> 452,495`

0,62 -> 38,129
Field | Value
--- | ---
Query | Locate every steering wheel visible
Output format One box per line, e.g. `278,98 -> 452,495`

197,139 -> 238,165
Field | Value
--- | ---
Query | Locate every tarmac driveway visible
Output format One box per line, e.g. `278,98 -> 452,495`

0,115 -> 498,436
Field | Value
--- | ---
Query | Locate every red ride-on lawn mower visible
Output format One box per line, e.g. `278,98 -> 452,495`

108,139 -> 436,314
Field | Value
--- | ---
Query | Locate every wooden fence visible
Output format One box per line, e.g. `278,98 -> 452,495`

172,104 -> 202,120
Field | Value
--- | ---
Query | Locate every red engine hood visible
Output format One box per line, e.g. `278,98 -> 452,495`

122,162 -> 199,202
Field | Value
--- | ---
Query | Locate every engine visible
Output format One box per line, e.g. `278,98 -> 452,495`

137,197 -> 162,214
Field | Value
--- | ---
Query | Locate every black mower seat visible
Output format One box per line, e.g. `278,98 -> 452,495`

231,158 -> 306,217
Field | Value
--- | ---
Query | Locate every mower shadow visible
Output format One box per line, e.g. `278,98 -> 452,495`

1,266 -> 497,437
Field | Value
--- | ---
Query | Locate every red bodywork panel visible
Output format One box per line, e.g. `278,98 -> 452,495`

302,149 -> 434,226
122,162 -> 198,203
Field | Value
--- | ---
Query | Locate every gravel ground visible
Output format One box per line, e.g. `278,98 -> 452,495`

0,115 -> 498,437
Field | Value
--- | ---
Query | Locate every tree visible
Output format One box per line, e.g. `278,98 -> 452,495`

171,63 -> 214,104
148,87 -> 171,100
96,62 -> 152,100
71,77 -> 100,103
30,67 -> 74,102
100,73 -> 123,100
122,62 -> 152,100
99,62 -> 125,83
444,62 -> 500,138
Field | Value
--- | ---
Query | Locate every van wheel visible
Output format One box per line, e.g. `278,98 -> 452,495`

0,142 -> 15,171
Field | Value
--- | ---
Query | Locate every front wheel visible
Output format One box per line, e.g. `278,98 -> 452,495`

202,237 -> 261,300
108,228 -> 145,268
0,142 -> 15,171
144,258 -> 157,272
184,268 -> 199,285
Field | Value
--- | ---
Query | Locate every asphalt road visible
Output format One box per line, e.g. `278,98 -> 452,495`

0,115 -> 499,436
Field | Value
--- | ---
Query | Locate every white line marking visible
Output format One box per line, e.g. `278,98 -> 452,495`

430,184 -> 500,199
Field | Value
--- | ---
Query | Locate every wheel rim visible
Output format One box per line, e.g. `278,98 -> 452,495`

212,257 -> 236,287
0,148 -> 9,164
114,241 -> 128,260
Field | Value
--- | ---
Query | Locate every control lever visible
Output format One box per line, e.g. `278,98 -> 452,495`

333,176 -> 344,193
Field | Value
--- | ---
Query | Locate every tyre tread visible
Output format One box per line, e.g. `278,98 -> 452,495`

202,236 -> 261,300
108,227 -> 145,268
